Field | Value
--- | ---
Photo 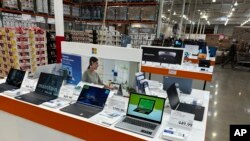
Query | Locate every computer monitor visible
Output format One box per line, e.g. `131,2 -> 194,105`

208,46 -> 217,57
141,46 -> 184,65
174,40 -> 183,48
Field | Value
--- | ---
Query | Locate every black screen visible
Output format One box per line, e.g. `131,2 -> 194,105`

142,47 -> 184,65
6,68 -> 25,88
35,73 -> 63,96
166,83 -> 180,110
77,85 -> 110,108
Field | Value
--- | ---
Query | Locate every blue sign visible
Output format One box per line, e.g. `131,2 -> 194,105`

62,54 -> 82,85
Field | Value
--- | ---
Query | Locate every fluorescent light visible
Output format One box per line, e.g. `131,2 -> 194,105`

234,1 -> 238,6
212,0 -> 216,2
225,19 -> 229,26
232,8 -> 235,11
173,11 -> 176,15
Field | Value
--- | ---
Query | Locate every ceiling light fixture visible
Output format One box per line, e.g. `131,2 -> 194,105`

212,0 -> 216,2
234,1 -> 238,6
173,11 -> 176,15
232,8 -> 235,11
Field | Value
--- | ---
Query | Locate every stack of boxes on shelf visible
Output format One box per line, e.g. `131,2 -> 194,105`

2,0 -> 19,9
36,0 -> 49,13
81,7 -> 103,20
97,29 -> 121,46
129,33 -> 155,48
0,27 -> 48,77
63,4 -> 71,16
20,0 -> 34,11
46,32 -> 57,64
66,30 -> 94,43
50,0 -> 55,14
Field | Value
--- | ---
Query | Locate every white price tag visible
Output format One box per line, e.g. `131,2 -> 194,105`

168,69 -> 177,75
169,110 -> 194,130
22,14 -> 31,21
48,18 -> 55,24
36,16 -> 45,23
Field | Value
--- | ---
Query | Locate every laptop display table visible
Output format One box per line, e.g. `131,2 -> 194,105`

0,89 -> 210,141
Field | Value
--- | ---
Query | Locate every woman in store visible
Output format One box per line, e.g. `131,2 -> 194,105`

82,56 -> 112,89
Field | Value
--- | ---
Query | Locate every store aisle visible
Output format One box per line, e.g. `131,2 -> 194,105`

205,66 -> 250,141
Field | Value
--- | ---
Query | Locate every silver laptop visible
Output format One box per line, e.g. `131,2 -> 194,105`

115,92 -> 165,138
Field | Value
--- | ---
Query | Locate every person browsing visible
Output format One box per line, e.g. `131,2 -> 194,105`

82,57 -> 112,89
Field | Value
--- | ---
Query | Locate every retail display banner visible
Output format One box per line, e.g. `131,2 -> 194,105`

62,54 -> 82,85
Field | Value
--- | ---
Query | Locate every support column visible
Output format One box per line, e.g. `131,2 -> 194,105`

203,24 -> 206,34
195,18 -> 200,39
54,0 -> 64,63
168,0 -> 175,21
214,25 -> 219,34
156,0 -> 164,38
189,0 -> 198,38
199,22 -> 203,34
179,0 -> 186,38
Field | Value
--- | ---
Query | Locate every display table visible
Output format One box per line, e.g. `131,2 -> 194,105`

185,56 -> 216,66
141,64 -> 213,90
0,89 -> 210,141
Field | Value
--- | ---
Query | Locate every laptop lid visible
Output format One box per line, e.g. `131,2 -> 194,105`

163,76 -> 192,94
127,93 -> 165,124
32,64 -> 58,79
35,72 -> 63,96
166,83 -> 181,110
6,68 -> 26,88
137,98 -> 155,112
77,85 -> 110,109
110,82 -> 123,96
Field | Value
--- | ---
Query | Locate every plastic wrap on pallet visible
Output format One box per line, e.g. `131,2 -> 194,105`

128,7 -> 141,20
116,7 -> 127,20
141,6 -> 156,20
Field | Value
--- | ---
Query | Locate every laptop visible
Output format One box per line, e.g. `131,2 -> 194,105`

166,83 -> 205,121
0,68 -> 26,93
31,64 -> 61,79
110,82 -> 123,96
199,59 -> 211,68
115,93 -> 165,138
15,72 -> 63,105
163,76 -> 192,94
133,98 -> 155,115
60,85 -> 110,118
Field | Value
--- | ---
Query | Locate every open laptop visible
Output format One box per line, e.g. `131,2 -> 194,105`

110,82 -> 123,96
133,98 -> 155,115
199,59 -> 211,68
60,85 -> 110,118
163,76 -> 192,94
0,68 -> 26,93
30,64 -> 61,79
166,83 -> 205,121
15,72 -> 63,105
115,93 -> 165,138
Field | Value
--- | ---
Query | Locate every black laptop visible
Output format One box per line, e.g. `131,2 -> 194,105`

199,59 -> 211,68
133,98 -> 155,114
0,68 -> 26,93
15,72 -> 63,105
60,85 -> 110,118
166,83 -> 205,121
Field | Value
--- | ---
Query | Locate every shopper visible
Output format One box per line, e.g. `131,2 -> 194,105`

221,39 -> 237,68
82,56 -> 112,89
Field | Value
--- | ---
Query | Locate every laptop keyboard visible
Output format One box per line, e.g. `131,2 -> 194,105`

27,93 -> 56,101
123,117 -> 157,130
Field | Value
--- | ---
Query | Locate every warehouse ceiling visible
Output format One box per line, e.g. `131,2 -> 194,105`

163,0 -> 250,26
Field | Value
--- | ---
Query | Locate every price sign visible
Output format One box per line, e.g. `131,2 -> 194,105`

169,110 -> 194,130
168,69 -> 177,75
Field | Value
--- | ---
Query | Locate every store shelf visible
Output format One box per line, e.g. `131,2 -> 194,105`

80,2 -> 158,6
70,20 -> 157,24
0,8 -> 54,18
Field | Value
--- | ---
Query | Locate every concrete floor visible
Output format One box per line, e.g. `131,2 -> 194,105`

205,65 -> 250,141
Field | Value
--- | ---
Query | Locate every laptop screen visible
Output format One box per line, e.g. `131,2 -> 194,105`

163,76 -> 192,94
77,85 -> 110,108
127,93 -> 165,124
138,98 -> 155,111
166,83 -> 180,110
6,68 -> 25,88
35,73 -> 63,96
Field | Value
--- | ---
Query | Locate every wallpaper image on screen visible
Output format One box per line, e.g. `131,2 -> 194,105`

128,93 -> 165,123
158,51 -> 177,64
6,69 -> 25,87
35,73 -> 63,96
77,85 -> 110,108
